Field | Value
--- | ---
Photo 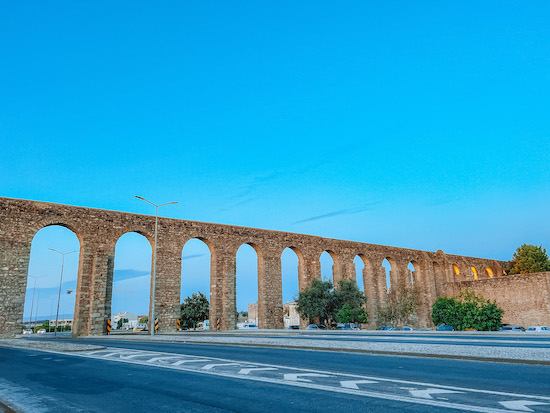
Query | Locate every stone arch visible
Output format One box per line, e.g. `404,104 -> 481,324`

236,242 -> 263,327
319,250 -> 338,284
470,266 -> 478,280
486,267 -> 494,278
112,231 -> 153,329
26,224 -> 82,333
180,237 -> 214,329
281,246 -> 303,328
408,261 -> 419,285
382,257 -> 397,292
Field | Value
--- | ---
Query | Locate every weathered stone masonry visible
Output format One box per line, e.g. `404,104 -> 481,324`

0,197 -> 507,337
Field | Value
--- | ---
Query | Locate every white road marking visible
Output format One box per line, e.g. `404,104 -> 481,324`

239,367 -> 278,375
32,347 -> 550,413
171,359 -> 210,365
340,380 -> 378,389
408,388 -> 464,399
499,400 -> 550,411
201,363 -> 242,370
283,373 -> 333,382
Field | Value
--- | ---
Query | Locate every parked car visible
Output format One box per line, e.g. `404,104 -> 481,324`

239,323 -> 258,329
22,329 -> 33,335
37,329 -> 46,334
378,326 -> 396,331
288,325 -> 299,330
400,326 -> 414,331
337,323 -> 352,330
499,325 -> 525,331
306,324 -> 320,330
526,326 -> 550,332
436,324 -> 454,331
134,323 -> 148,332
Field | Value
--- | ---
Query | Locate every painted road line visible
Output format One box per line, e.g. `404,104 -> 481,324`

57,347 -> 550,412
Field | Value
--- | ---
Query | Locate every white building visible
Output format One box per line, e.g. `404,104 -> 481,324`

112,312 -> 139,330
283,302 -> 300,328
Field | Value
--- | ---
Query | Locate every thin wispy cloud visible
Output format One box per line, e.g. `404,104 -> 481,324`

182,254 -> 205,260
219,161 -> 329,213
293,202 -> 383,224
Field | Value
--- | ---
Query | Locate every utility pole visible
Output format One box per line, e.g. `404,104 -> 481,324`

49,249 -> 78,337
28,275 -> 46,331
135,196 -> 178,336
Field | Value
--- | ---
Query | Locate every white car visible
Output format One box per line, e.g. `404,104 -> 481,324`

37,329 -> 46,334
22,329 -> 33,334
526,326 -> 550,332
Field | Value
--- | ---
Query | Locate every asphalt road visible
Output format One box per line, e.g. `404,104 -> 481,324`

1,338 -> 549,412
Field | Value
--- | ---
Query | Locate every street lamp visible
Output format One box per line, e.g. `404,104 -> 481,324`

47,297 -> 56,333
28,275 -> 46,331
135,195 -> 178,336
49,248 -> 78,337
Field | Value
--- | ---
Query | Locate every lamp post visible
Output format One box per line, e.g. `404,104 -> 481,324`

49,248 -> 78,337
47,297 -> 56,333
35,290 -> 40,328
28,275 -> 46,331
135,196 -> 178,336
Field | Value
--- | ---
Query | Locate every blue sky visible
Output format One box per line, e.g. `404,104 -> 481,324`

2,2 -> 549,318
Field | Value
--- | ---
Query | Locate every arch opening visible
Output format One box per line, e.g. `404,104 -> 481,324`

281,247 -> 301,329
26,225 -> 81,333
452,264 -> 460,275
354,255 -> 366,292
111,232 -> 152,331
236,243 -> 259,327
320,250 -> 336,284
471,266 -> 478,280
486,267 -> 494,278
382,258 -> 392,292
408,261 -> 418,285
180,238 -> 212,330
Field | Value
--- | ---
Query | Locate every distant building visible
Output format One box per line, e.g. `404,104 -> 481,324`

248,302 -> 258,324
112,312 -> 139,330
49,318 -> 73,328
283,302 -> 300,328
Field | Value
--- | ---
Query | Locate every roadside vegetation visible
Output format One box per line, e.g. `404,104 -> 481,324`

432,290 -> 503,331
180,292 -> 209,330
295,278 -> 368,327
377,285 -> 420,329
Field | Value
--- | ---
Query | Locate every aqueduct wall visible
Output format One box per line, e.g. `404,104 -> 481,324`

0,197 -> 507,337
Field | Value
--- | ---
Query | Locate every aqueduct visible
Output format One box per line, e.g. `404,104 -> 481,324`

0,197 -> 506,337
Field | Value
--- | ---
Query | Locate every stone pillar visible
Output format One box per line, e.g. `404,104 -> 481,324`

74,242 -> 116,336
210,250 -> 237,331
297,251 -> 321,328
361,257 -> 378,330
331,252 -> 344,285
0,238 -> 32,338
153,242 -> 182,333
340,253 -> 356,283
258,250 -> 283,329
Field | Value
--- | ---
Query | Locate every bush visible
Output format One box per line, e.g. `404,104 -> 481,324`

432,290 -> 503,331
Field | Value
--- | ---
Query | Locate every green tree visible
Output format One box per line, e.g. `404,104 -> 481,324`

139,317 -> 149,323
431,290 -> 503,331
295,278 -> 337,325
334,280 -> 368,325
180,291 -> 210,330
377,285 -> 420,328
509,244 -> 550,274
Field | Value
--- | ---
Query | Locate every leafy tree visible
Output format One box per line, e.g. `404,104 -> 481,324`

509,244 -> 550,274
295,278 -> 338,325
335,303 -> 368,325
116,318 -> 128,329
431,290 -> 503,331
180,291 -> 210,330
334,280 -> 368,325
139,317 -> 149,323
377,286 -> 420,328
